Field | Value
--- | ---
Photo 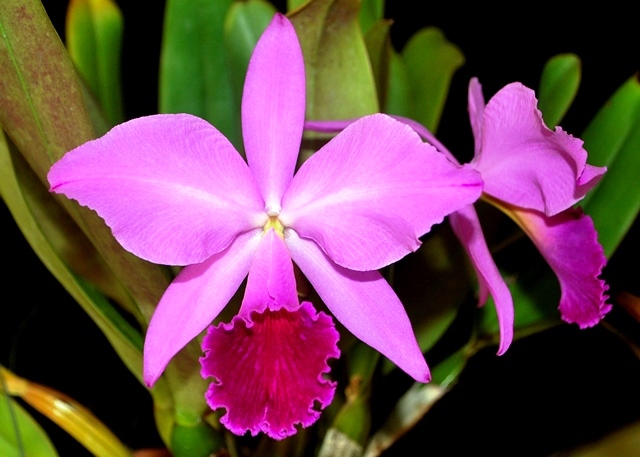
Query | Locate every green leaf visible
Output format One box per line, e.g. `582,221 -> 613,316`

358,0 -> 383,35
581,75 -> 640,257
0,0 -> 172,326
160,0 -> 241,149
0,394 -> 58,457
385,49 -> 411,117
479,266 -> 561,344
0,130 -> 144,382
364,19 -> 392,111
171,422 -> 224,457
289,0 -> 378,120
66,0 -> 124,126
400,27 -> 464,132
537,53 -> 581,128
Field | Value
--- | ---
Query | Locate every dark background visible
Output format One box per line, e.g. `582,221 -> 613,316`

2,1 -> 640,455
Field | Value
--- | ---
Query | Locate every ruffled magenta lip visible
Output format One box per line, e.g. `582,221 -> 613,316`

200,301 -> 340,440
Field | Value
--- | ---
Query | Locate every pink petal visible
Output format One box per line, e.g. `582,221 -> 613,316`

242,13 -> 305,215
285,230 -> 430,383
143,229 -> 262,386
467,77 -> 485,157
449,205 -> 513,354
510,206 -> 610,327
240,229 -> 299,316
200,302 -> 339,440
471,82 -> 606,216
48,114 -> 265,265
280,114 -> 483,271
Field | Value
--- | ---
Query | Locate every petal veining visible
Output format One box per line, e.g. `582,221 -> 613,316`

48,114 -> 265,265
471,82 -> 605,215
200,302 -> 339,440
280,114 -> 483,271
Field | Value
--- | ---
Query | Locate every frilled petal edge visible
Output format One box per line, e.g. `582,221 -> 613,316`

200,301 -> 339,440
143,229 -> 262,386
48,114 -> 265,265
450,205 -> 514,354
285,229 -> 430,382
471,82 -> 605,216
509,206 -> 610,327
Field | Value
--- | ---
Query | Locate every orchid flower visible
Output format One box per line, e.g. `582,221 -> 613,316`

47,14 -> 483,438
306,78 -> 610,355
399,78 -> 610,351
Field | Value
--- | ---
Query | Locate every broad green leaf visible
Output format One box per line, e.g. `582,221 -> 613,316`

0,0 -> 172,324
0,393 -> 58,457
160,0 -> 240,149
581,75 -> 640,257
2,368 -> 131,457
537,54 -> 581,128
66,0 -> 124,126
400,27 -> 464,132
289,0 -> 378,120
224,0 -> 276,151
364,19 -> 392,110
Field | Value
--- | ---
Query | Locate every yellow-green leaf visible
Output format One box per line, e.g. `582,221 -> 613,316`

289,0 -> 378,120
400,27 -> 464,132
66,0 -> 124,126
538,53 -> 581,128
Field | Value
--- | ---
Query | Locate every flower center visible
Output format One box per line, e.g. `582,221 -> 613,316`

263,216 -> 285,239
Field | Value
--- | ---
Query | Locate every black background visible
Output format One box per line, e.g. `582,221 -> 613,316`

3,1 -> 640,455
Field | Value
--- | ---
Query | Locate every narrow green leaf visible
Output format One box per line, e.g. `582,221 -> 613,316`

537,53 -> 581,127
581,75 -> 640,256
581,75 -> 640,169
364,19 -> 392,110
289,0 -> 378,120
0,130 -> 144,382
400,27 -> 464,132
287,0 -> 308,11
385,50 -> 411,117
0,394 -> 58,457
0,0 -> 172,326
66,0 -> 124,126
160,0 -> 240,149
358,0 -> 383,35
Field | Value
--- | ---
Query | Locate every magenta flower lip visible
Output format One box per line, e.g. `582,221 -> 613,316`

48,13 -> 483,390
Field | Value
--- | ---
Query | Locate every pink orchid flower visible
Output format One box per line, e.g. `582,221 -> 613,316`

401,78 -> 610,352
47,14 -> 483,438
306,78 -> 610,357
